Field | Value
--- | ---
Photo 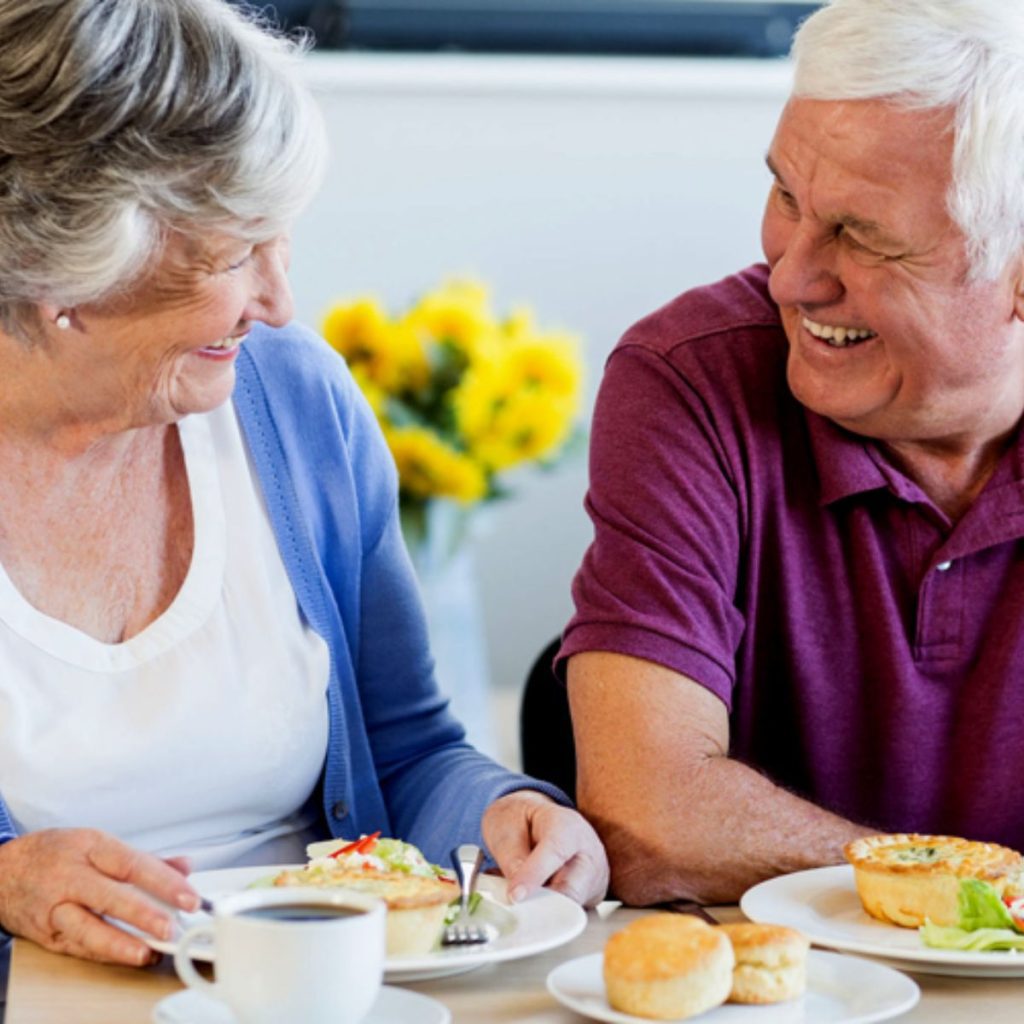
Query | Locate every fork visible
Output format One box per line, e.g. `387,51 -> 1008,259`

441,843 -> 495,946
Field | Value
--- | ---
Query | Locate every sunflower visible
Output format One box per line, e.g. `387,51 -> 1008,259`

322,297 -> 429,393
402,278 -> 500,366
384,426 -> 487,504
452,334 -> 582,470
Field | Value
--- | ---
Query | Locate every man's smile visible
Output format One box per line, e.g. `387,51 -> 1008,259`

801,316 -> 878,348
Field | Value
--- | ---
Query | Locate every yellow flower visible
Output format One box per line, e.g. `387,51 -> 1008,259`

384,426 -> 487,504
502,306 -> 535,341
504,332 -> 582,398
452,333 -> 583,470
322,297 -> 429,393
402,278 -> 500,364
349,365 -> 387,420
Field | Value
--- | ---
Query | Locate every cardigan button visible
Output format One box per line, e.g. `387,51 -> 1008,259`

331,801 -> 349,820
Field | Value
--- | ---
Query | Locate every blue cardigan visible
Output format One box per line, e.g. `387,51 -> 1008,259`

0,321 -> 564,864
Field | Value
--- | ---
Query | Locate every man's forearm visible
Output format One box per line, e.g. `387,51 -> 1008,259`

568,651 -> 874,907
581,752 -> 871,906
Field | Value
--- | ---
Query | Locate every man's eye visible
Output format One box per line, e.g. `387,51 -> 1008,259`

839,228 -> 871,251
776,185 -> 796,204
838,228 -> 895,262
773,183 -> 798,214
226,252 -> 253,272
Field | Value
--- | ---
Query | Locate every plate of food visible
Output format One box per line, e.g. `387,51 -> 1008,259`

129,833 -> 586,982
741,833 -> 1024,976
547,913 -> 919,1023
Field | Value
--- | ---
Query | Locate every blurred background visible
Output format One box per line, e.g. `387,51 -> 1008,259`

243,0 -> 813,765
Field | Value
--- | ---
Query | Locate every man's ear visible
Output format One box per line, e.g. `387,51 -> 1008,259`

1013,259 -> 1024,322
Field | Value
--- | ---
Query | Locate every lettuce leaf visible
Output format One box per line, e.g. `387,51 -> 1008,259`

921,922 -> 1024,951
957,879 -> 1017,932
918,879 -> 1024,952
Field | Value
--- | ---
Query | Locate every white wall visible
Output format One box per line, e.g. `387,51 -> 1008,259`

290,53 -> 792,717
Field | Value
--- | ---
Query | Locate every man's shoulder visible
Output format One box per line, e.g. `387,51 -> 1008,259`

618,264 -> 782,363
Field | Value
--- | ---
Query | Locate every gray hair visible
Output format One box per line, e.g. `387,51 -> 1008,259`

791,0 -> 1024,280
0,0 -> 327,337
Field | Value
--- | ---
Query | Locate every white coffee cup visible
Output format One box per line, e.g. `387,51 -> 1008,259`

174,886 -> 385,1024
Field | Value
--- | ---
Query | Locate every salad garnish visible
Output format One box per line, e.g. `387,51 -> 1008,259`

921,879 -> 1024,952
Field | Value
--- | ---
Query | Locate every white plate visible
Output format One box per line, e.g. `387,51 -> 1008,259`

742,864 -> 1024,977
152,983 -> 450,1024
132,865 -> 585,982
547,950 -> 919,1024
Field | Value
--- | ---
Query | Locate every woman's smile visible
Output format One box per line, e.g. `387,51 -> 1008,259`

194,331 -> 250,361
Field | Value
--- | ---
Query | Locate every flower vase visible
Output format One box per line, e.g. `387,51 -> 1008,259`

401,500 -> 497,757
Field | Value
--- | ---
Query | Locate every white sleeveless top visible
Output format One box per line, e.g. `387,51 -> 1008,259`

0,403 -> 331,870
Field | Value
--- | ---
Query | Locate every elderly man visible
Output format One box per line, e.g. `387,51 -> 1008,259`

560,0 -> 1024,906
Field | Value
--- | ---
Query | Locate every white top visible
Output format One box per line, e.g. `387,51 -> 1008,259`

0,403 -> 330,870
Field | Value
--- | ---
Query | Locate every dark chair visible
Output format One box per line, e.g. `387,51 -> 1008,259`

519,638 -> 577,801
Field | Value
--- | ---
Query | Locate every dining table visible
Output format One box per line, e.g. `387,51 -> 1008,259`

6,901 -> 1024,1023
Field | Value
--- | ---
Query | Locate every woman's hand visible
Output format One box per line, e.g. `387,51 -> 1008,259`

0,828 -> 200,965
482,790 -> 609,908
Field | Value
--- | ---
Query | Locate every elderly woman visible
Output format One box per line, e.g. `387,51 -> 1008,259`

0,0 -> 607,967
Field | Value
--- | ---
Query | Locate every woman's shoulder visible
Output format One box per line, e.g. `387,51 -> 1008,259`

234,319 -> 389,468
235,320 -> 368,427
239,320 -> 348,390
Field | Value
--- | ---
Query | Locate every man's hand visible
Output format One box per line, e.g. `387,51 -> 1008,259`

482,790 -> 609,907
0,829 -> 200,965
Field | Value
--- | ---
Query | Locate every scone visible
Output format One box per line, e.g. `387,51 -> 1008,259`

844,833 -> 1023,928
603,914 -> 734,1021
718,922 -> 809,1004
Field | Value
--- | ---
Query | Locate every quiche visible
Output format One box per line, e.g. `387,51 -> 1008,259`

844,833 -> 1024,928
269,833 -> 459,955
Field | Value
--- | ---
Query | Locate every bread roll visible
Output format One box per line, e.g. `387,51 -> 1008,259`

603,914 -> 733,1020
844,833 -> 1023,928
718,922 -> 809,1004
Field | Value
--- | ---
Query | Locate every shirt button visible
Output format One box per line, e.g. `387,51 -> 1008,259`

331,801 -> 349,820
936,561 -> 953,572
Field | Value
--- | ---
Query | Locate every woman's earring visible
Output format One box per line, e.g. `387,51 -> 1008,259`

55,312 -> 71,331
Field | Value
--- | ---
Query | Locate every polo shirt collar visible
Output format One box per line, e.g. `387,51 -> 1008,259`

806,405 -> 1024,514
805,410 -> 890,506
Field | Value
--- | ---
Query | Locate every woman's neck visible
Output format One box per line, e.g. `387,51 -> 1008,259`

0,327 -> 145,459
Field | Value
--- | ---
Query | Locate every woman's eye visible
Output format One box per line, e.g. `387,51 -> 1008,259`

226,251 -> 253,272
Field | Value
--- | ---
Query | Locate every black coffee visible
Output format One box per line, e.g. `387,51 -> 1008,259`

239,905 -> 366,922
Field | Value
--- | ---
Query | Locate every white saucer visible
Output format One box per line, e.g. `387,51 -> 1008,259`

152,985 -> 451,1024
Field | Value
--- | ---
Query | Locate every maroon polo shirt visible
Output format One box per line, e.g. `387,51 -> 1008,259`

561,264 -> 1024,846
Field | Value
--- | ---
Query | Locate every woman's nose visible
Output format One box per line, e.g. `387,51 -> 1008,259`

246,238 -> 294,328
766,221 -> 843,312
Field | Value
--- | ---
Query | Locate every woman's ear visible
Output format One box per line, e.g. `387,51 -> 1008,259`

37,301 -> 62,324
36,303 -> 74,331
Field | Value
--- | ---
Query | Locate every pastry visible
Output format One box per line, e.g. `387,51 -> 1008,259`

603,913 -> 734,1020
718,922 -> 809,1004
270,833 -> 458,955
844,833 -> 1023,927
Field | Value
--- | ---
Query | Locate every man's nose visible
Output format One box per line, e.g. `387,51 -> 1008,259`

768,223 -> 843,311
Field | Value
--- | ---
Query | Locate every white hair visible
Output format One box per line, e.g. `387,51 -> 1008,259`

791,0 -> 1024,280
0,0 -> 327,339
